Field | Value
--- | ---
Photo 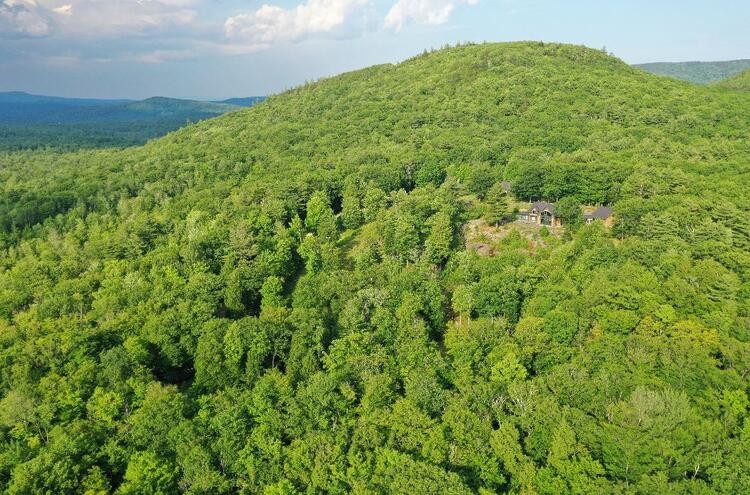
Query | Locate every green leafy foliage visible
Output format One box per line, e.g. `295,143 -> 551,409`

1,41 -> 750,493
483,182 -> 512,226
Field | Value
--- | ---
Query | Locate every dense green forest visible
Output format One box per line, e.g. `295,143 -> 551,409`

635,58 -> 750,84
0,93 -> 264,151
1,42 -> 750,494
0,121 -> 216,151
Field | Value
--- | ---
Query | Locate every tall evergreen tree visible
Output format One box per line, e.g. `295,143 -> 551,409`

484,182 -> 511,226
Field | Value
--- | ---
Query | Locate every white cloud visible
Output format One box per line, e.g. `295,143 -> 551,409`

0,0 -> 52,36
1,0 -> 480,65
53,0 -> 198,36
384,0 -> 477,31
134,47 -> 196,64
0,0 -> 209,66
52,4 -> 71,15
224,0 -> 370,52
0,0 -> 200,38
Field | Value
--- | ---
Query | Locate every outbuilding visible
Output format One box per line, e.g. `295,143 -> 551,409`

584,206 -> 614,226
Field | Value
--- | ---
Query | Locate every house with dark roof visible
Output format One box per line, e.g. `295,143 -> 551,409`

517,201 -> 561,227
584,206 -> 614,226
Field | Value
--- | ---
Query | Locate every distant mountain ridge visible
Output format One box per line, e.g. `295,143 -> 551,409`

0,92 -> 266,149
0,91 -> 131,106
634,59 -> 750,84
0,92 -> 265,124
216,96 -> 266,107
0,91 -> 265,106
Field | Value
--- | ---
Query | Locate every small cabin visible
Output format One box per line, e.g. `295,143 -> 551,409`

517,201 -> 561,227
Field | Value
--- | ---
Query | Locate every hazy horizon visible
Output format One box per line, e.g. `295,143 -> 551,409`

2,49 -> 750,102
1,0 -> 748,100
0,90 -> 266,102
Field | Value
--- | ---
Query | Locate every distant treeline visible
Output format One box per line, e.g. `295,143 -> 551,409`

0,93 -> 266,150
635,59 -> 750,84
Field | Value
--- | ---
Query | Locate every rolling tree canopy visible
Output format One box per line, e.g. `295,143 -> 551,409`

1,42 -> 750,494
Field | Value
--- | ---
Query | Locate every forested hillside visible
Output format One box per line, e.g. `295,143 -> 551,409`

1,42 -> 750,494
714,69 -> 750,91
635,58 -> 750,83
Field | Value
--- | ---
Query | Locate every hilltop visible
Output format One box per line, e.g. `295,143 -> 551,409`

0,92 -> 238,124
1,42 -> 750,494
635,58 -> 750,84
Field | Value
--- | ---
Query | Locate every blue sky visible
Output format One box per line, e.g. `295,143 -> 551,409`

0,0 -> 748,99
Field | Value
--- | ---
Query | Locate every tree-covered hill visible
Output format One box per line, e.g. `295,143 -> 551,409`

1,42 -> 750,494
635,58 -> 750,84
714,68 -> 750,91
